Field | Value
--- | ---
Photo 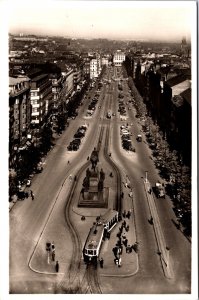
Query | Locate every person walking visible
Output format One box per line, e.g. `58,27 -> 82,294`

55,261 -> 59,273
52,250 -> 55,261
99,258 -> 104,268
30,190 -> 34,200
118,256 -> 122,267
51,242 -> 55,261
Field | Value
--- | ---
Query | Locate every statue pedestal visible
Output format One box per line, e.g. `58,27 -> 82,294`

78,166 -> 108,208
78,187 -> 109,208
89,168 -> 99,193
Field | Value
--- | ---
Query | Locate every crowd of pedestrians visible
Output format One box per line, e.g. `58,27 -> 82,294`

111,209 -> 137,268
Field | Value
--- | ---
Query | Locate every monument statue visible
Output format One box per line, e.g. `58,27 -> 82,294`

90,147 -> 99,171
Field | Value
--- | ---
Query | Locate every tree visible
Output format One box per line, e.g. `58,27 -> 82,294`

41,125 -> 53,153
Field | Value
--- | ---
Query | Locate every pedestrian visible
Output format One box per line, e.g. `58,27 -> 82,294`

119,226 -> 123,233
117,232 -> 121,238
122,232 -> 126,239
129,191 -> 133,198
150,217 -> 153,224
68,160 -> 70,164
55,261 -> 59,273
87,156 -> 89,160
112,247 -> 116,255
115,258 -> 119,266
126,245 -> 131,253
51,242 -> 55,251
118,257 -> 122,267
52,250 -> 55,261
99,258 -> 104,268
31,192 -> 34,200
124,239 -> 128,247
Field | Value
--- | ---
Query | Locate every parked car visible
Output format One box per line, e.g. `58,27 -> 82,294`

136,134 -> 142,142
154,182 -> 165,198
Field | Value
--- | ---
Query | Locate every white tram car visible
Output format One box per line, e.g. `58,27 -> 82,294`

83,209 -> 118,264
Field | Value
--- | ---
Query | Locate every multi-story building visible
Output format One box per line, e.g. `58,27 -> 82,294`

113,50 -> 125,66
73,68 -> 82,89
59,68 -> 74,108
30,74 -> 52,128
101,57 -> 109,66
162,75 -> 191,161
9,76 -> 31,167
90,59 -> 98,79
83,60 -> 90,77
50,73 -> 62,110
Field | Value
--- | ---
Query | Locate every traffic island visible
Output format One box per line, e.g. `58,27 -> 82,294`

98,217 -> 139,277
143,179 -> 174,279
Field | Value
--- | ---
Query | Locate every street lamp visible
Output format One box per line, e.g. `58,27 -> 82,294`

145,171 -> 148,183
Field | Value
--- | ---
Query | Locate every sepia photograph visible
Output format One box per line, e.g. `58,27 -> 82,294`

1,0 -> 197,299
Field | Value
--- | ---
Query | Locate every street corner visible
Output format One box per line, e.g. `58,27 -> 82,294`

29,240 -> 67,276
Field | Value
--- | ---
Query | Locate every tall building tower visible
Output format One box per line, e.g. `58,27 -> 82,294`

181,37 -> 189,58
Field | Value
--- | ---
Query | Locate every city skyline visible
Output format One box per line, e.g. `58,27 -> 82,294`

7,0 -> 195,42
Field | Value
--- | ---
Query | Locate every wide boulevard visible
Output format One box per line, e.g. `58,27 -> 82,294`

9,66 -> 191,294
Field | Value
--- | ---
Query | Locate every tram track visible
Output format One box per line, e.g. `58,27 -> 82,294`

85,78 -> 123,294
86,265 -> 102,294
104,124 -> 122,214
58,68 -> 122,294
57,126 -> 104,293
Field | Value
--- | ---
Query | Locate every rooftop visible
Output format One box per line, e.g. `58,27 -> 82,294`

31,73 -> 48,82
166,74 -> 188,87
180,88 -> 191,106
9,76 -> 30,86
171,79 -> 190,97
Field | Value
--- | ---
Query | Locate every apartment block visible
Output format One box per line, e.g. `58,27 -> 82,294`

113,50 -> 125,66
9,76 -> 31,166
30,74 -> 52,127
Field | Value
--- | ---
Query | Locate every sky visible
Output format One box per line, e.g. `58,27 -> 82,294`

5,0 -> 196,42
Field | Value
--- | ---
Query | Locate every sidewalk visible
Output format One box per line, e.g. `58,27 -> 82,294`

99,216 -> 139,277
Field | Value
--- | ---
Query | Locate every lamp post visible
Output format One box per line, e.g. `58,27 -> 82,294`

145,171 -> 148,183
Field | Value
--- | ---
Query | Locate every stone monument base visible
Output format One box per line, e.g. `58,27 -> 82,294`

78,187 -> 109,208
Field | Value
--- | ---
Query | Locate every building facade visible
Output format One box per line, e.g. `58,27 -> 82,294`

50,73 -> 62,110
9,76 -> 31,167
90,59 -> 98,79
113,50 -> 125,66
30,74 -> 52,127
